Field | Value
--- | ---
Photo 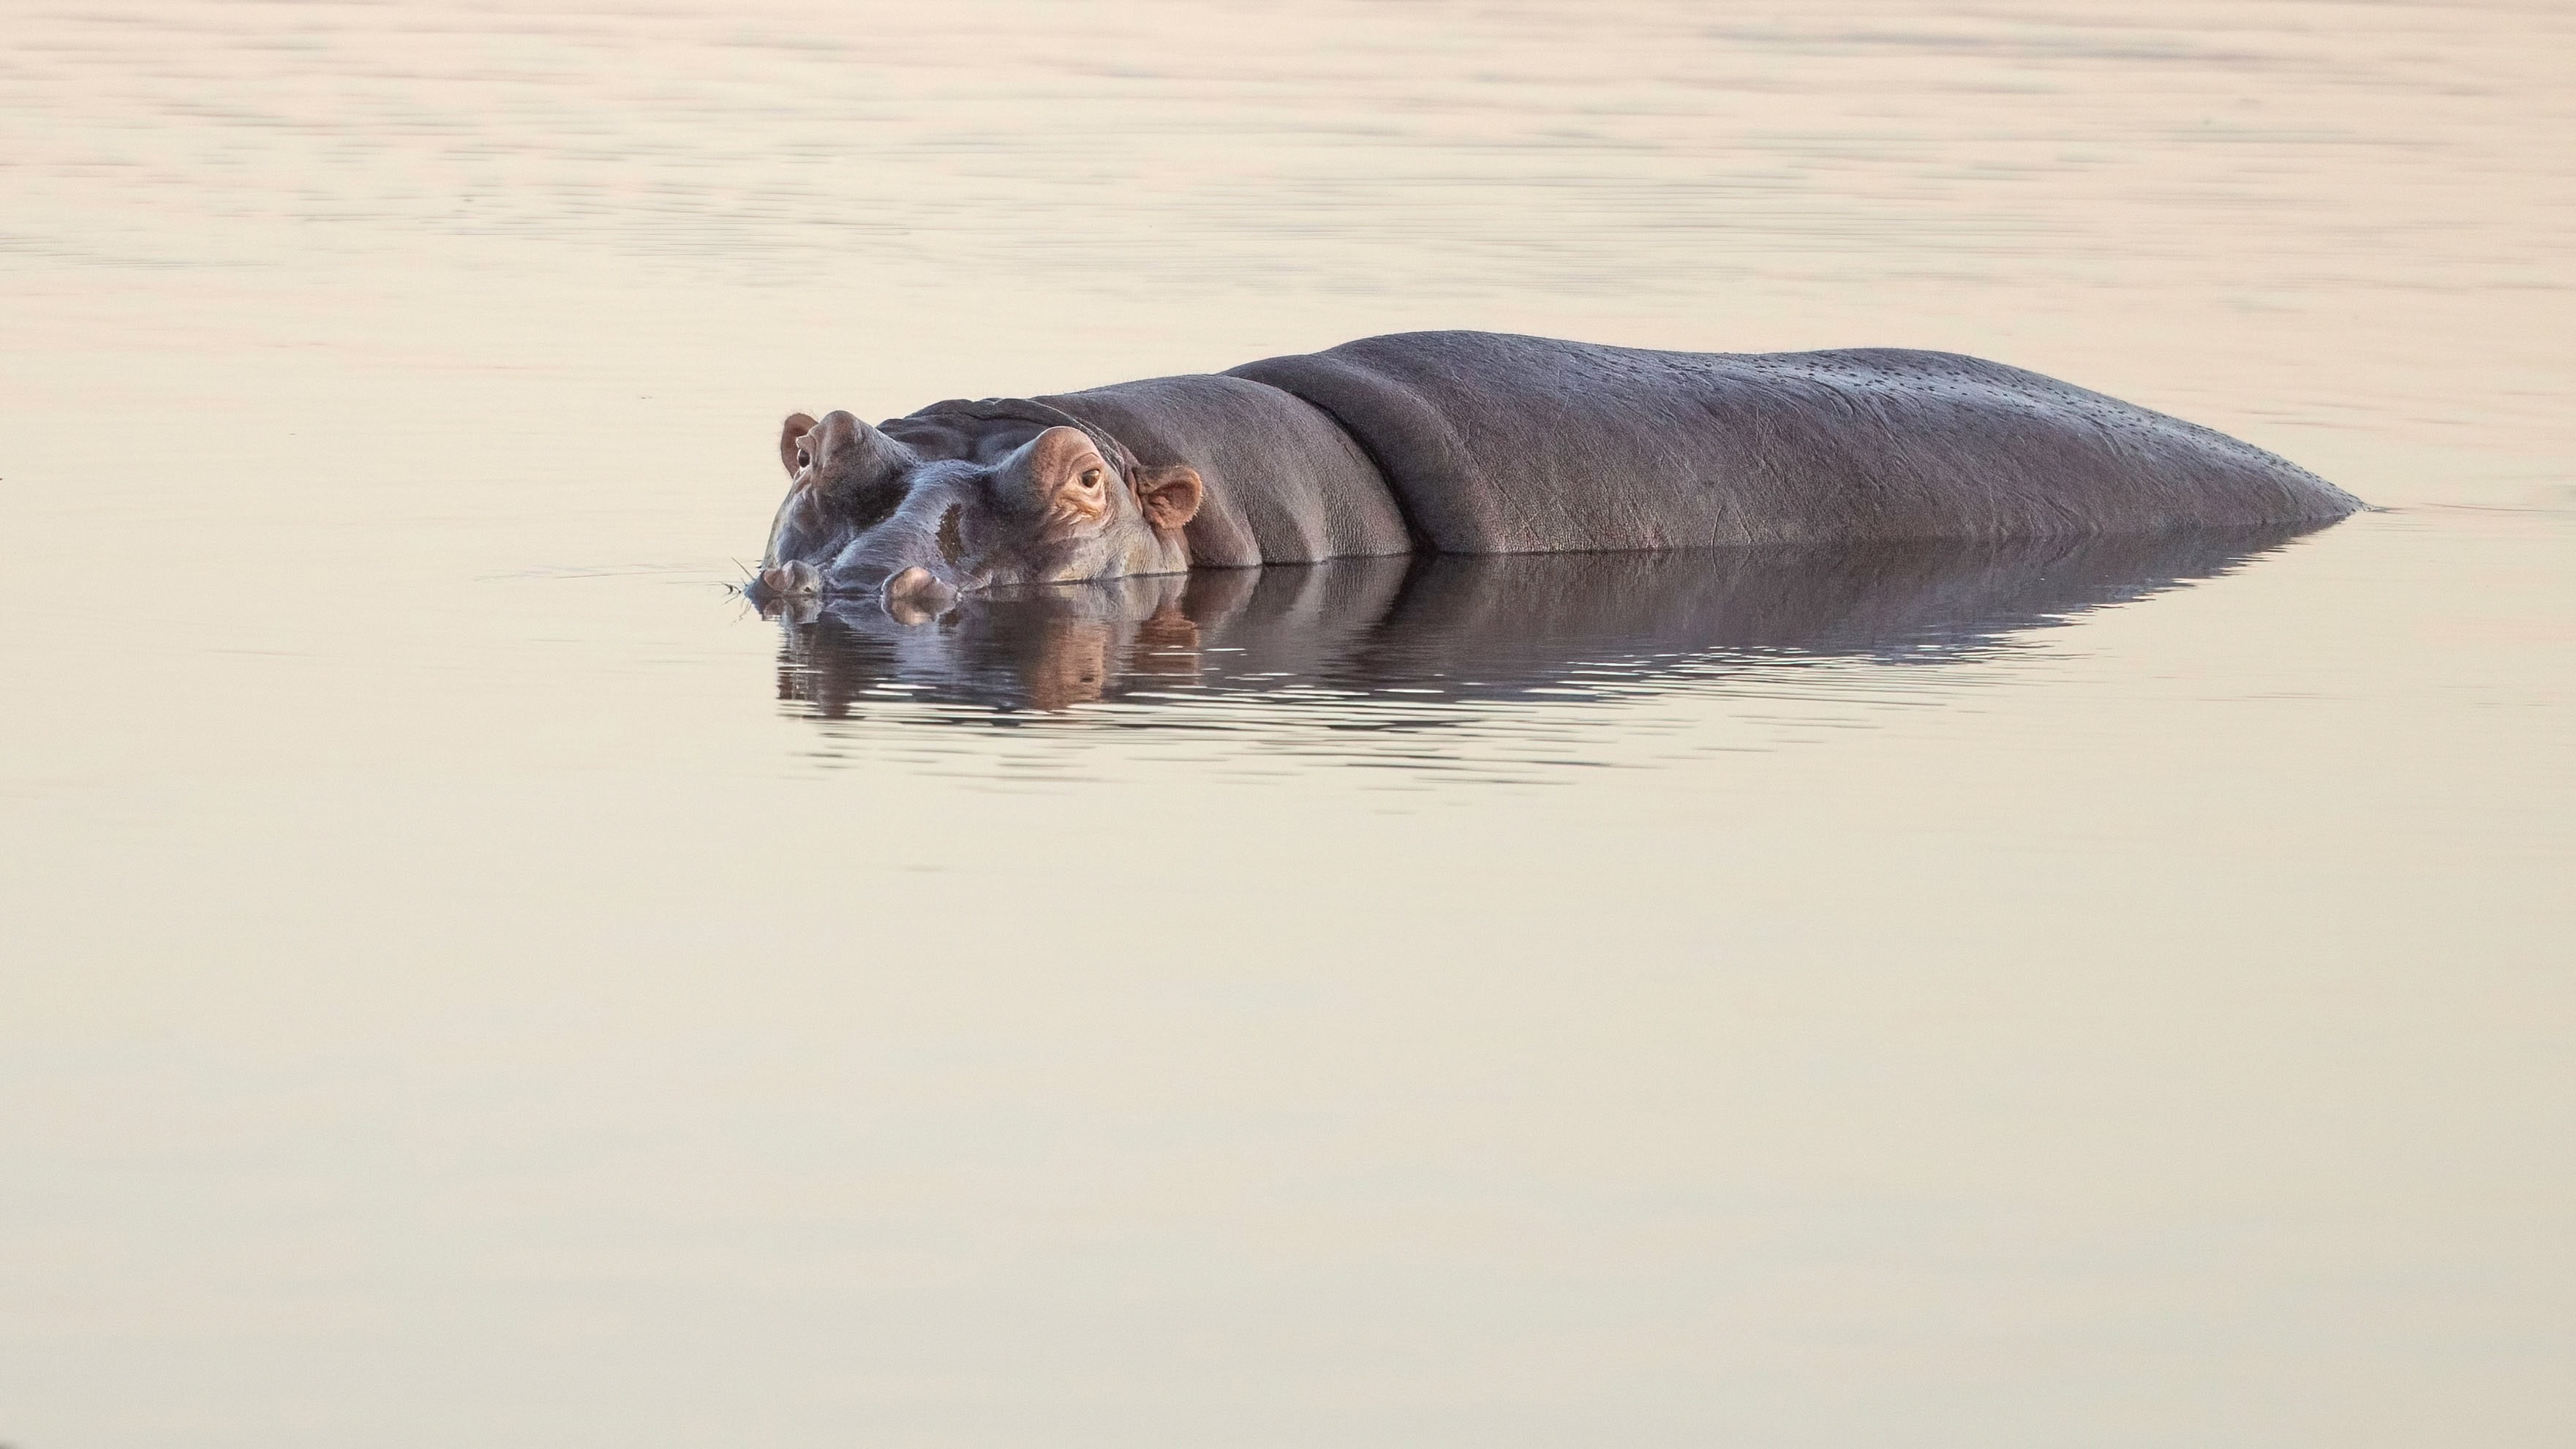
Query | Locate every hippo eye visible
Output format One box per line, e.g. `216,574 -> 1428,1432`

796,449 -> 811,470
1079,468 -> 1102,489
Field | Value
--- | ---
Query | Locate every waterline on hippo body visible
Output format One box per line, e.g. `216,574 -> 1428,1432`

768,524 -> 2336,718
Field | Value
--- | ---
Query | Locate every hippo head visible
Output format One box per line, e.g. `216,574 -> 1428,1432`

753,410 -> 1203,621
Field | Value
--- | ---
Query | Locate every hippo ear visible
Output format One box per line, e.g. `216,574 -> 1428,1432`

1130,464 -> 1204,532
779,413 -> 819,475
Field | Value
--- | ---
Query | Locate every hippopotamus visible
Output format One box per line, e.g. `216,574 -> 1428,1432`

751,330 -> 2360,617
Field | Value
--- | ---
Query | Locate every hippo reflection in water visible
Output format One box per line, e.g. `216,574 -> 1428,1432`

772,527 -> 2329,716
750,330 -> 2359,620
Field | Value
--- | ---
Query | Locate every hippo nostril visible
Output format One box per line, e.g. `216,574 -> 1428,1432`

883,565 -> 957,625
759,562 -> 821,598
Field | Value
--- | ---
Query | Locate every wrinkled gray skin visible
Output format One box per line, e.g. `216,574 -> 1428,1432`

752,330 -> 2360,617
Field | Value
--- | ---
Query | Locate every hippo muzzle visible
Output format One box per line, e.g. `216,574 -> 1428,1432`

753,465 -> 995,616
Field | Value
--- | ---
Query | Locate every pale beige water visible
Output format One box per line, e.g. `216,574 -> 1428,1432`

3,2 -> 2572,1445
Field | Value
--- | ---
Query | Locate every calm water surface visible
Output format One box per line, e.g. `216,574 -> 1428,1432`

4,2 -> 2572,1445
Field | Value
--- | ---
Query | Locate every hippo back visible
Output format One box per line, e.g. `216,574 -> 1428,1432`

1229,331 -> 2360,552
